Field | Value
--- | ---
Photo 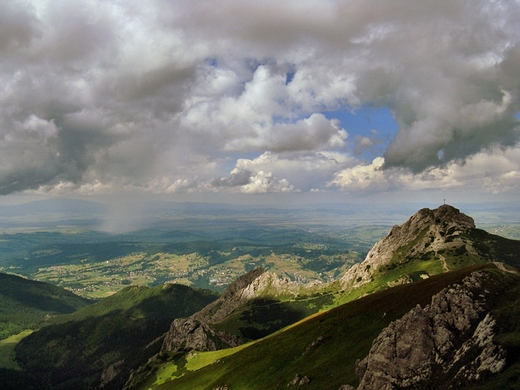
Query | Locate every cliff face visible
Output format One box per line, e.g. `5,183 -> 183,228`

355,270 -> 507,390
341,205 -> 480,291
161,269 -> 265,353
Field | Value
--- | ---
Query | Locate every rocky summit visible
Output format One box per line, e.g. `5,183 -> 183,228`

341,205 -> 492,291
160,269 -> 267,353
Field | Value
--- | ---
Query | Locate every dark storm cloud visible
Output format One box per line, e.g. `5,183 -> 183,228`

0,0 -> 40,53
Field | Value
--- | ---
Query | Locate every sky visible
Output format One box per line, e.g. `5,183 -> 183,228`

1,0 -> 520,206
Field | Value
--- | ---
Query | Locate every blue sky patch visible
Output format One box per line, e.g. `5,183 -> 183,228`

324,106 -> 399,161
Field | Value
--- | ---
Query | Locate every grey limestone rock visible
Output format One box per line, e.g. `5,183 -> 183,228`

161,269 -> 267,353
341,205 -> 479,291
355,271 -> 506,390
194,267 -> 300,324
100,359 -> 124,388
287,374 -> 311,387
162,317 -> 241,352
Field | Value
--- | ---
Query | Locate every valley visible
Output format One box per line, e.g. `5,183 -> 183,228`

25,242 -> 361,298
0,222 -> 387,298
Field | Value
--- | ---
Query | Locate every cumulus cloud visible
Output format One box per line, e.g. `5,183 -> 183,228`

1,0 -> 519,199
331,145 -> 520,195
331,157 -> 387,190
232,151 -> 350,192
240,171 -> 295,194
223,113 -> 348,153
210,166 -> 296,194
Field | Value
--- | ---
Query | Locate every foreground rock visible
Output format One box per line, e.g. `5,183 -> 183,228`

355,270 -> 506,389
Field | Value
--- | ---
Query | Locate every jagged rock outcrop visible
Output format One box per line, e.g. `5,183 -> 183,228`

192,268 -> 267,323
161,318 -> 242,352
161,268 -> 300,353
355,271 -> 506,390
100,360 -> 124,388
341,205 -> 479,291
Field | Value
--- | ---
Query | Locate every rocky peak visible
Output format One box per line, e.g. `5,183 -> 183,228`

193,268 -> 301,324
431,204 -> 475,227
238,270 -> 302,299
193,268 -> 267,323
341,205 -> 479,291
378,205 -> 475,257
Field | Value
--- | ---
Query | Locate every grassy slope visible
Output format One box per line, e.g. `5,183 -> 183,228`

0,330 -> 32,369
0,273 -> 92,339
138,264 -> 506,390
50,283 -> 219,325
14,284 -> 219,390
211,291 -> 336,341
465,228 -> 520,268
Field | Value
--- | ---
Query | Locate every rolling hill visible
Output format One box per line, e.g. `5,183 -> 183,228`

13,283 -> 218,390
0,273 -> 92,340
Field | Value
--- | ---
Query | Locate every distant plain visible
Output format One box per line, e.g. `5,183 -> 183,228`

0,198 -> 519,298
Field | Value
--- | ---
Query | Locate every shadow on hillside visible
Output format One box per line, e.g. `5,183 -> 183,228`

237,298 -> 323,340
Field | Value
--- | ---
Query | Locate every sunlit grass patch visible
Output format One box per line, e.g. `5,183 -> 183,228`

147,343 -> 255,388
0,330 -> 33,369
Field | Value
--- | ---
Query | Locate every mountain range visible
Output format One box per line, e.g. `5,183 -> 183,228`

2,204 -> 520,389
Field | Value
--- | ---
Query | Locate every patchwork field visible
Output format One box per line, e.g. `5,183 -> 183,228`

0,222 -> 388,298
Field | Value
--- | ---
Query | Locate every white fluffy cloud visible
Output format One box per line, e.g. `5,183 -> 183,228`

331,145 -> 520,196
240,171 -> 295,194
210,151 -> 347,194
1,0 -> 519,201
